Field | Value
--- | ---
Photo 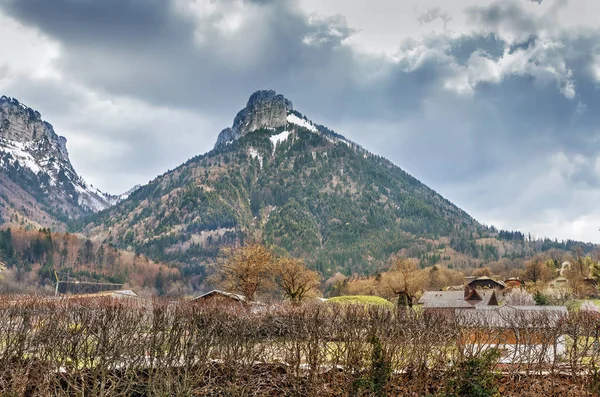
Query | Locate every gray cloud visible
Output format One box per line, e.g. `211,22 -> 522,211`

466,2 -> 540,36
0,0 -> 357,115
449,34 -> 506,65
416,7 -> 451,28
1,0 -> 600,241
1,0 -> 180,46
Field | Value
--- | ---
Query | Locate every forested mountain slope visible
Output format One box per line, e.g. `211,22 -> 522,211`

80,90 -> 491,277
0,227 -> 179,295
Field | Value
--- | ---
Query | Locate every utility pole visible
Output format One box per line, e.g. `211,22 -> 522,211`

54,271 -> 59,297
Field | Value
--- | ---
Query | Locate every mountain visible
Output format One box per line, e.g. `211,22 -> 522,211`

215,90 -> 293,147
80,89 -> 506,279
0,96 -> 117,229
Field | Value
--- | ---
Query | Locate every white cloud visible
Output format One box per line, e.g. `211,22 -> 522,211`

0,13 -> 61,83
48,88 -> 218,194
443,38 -> 576,98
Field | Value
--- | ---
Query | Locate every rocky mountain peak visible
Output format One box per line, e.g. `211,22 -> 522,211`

0,95 -> 120,217
215,90 -> 293,147
0,96 -> 70,163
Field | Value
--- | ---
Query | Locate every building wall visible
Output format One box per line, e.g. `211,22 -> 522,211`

459,330 -> 566,364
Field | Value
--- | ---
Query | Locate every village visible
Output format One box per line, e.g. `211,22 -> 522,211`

8,252 -> 596,378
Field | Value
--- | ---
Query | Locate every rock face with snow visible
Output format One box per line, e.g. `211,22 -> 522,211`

0,95 -> 117,222
215,90 -> 293,147
215,90 -> 352,151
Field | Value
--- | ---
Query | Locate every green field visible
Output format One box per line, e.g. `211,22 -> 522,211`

327,295 -> 395,309
570,299 -> 600,311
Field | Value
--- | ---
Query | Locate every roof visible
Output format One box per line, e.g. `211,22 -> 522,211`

192,290 -> 246,302
549,276 -> 568,285
468,276 -> 507,288
419,291 -> 473,308
457,305 -> 568,328
63,289 -> 139,300
418,289 -> 498,309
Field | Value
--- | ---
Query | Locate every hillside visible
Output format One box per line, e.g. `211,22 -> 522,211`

79,90 -> 496,277
0,226 -> 180,295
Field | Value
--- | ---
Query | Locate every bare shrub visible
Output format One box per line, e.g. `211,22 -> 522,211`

0,295 -> 598,396
504,288 -> 536,306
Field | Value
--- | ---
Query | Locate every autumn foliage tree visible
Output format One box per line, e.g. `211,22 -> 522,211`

273,257 -> 321,303
472,267 -> 492,278
215,243 -> 275,301
523,257 -> 555,284
381,257 -> 426,308
566,254 -> 595,298
426,265 -> 464,290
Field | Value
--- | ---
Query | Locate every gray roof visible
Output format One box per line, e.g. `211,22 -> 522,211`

418,291 -> 473,308
193,290 -> 246,302
63,289 -> 140,299
457,305 -> 568,328
418,290 -> 497,309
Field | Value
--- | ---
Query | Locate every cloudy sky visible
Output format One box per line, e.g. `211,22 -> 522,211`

0,0 -> 599,242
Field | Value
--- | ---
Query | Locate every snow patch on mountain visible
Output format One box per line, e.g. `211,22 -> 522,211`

0,139 -> 42,174
286,114 -> 318,133
117,185 -> 142,201
248,147 -> 263,168
0,136 -> 117,212
286,112 -> 352,148
269,130 -> 291,154
74,183 -> 107,212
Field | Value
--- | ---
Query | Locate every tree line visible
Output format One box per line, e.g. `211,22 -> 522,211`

0,228 -> 180,295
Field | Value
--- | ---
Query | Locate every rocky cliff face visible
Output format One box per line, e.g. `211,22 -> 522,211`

215,90 -> 293,147
0,96 -> 118,221
0,98 -> 69,161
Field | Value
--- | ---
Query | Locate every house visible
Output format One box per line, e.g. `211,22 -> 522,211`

584,277 -> 598,287
192,290 -> 247,305
457,305 -> 568,364
468,276 -> 506,290
504,277 -> 522,288
548,276 -> 569,289
418,286 -> 499,315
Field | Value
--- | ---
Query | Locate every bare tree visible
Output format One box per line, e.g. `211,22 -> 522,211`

214,243 -> 275,301
381,257 -> 426,308
566,254 -> 595,298
472,267 -> 492,278
273,257 -> 321,303
503,288 -> 535,306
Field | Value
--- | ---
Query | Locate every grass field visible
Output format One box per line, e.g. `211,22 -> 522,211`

570,299 -> 600,311
327,295 -> 395,309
